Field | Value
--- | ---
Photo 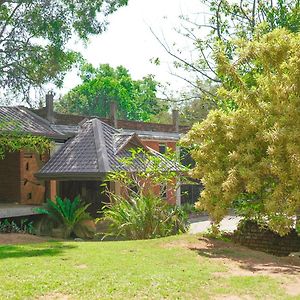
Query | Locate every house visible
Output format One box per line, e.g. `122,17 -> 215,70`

0,106 -> 65,218
0,93 -> 199,218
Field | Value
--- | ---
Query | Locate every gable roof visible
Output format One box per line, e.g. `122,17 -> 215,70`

0,106 -> 64,139
113,132 -> 148,154
37,118 -> 180,179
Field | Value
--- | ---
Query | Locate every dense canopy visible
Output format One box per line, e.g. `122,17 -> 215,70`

0,0 -> 128,104
183,29 -> 300,236
56,64 -> 162,121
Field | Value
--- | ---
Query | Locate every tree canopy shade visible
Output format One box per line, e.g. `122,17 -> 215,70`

0,0 -> 128,104
182,29 -> 300,236
56,64 -> 163,121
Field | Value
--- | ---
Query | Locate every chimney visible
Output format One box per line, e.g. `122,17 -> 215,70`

45,91 -> 55,123
110,101 -> 118,128
172,109 -> 179,132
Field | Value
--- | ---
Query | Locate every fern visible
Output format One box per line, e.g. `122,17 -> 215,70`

36,196 -> 92,238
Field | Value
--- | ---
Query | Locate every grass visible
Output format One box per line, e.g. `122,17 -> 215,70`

0,234 -> 298,300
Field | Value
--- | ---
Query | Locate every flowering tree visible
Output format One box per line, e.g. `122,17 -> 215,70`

183,29 -> 300,236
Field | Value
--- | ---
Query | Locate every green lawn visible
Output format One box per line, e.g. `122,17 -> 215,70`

0,234 -> 298,300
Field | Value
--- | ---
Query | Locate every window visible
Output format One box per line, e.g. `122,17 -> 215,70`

25,162 -> 29,171
159,143 -> 166,154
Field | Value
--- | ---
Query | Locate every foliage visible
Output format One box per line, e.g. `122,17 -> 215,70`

99,194 -> 188,240
105,147 -> 186,200
0,0 -> 128,104
179,95 -> 217,126
155,0 -> 300,104
56,64 -> 164,121
182,29 -> 300,236
181,203 -> 198,215
36,196 -> 92,238
0,121 -> 52,159
203,226 -> 231,241
0,218 -> 34,234
149,90 -> 217,126
98,147 -> 189,239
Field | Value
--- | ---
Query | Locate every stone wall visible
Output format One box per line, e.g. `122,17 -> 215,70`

233,220 -> 300,256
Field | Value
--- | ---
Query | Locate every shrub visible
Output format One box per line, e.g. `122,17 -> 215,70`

0,218 -> 34,234
36,196 -> 93,238
99,194 -> 188,240
181,203 -> 199,215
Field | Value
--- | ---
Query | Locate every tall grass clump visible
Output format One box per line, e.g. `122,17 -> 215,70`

100,194 -> 188,240
98,148 -> 189,239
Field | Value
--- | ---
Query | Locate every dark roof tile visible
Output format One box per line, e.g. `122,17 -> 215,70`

0,106 -> 63,138
37,118 -> 180,179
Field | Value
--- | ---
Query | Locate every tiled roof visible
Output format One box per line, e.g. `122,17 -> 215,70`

50,124 -> 80,136
0,106 -> 63,138
33,108 -> 190,134
113,133 -> 148,154
37,119 -> 180,179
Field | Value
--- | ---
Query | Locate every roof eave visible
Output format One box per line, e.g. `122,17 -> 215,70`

35,172 -> 107,181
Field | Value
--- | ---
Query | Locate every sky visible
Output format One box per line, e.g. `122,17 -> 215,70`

58,0 -> 208,99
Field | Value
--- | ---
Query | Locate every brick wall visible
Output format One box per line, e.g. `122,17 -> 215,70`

142,140 -> 177,205
20,151 -> 46,205
0,151 -> 46,204
0,152 -> 21,202
143,140 -> 176,152
115,119 -> 189,133
233,220 -> 300,256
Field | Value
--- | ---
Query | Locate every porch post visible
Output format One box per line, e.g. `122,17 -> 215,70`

49,180 -> 57,201
110,181 -> 121,197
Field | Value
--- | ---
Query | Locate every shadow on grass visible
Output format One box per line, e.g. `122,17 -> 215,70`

190,237 -> 300,275
0,243 -> 77,260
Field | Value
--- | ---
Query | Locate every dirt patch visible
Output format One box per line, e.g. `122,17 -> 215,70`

37,293 -> 71,300
0,233 -> 48,245
165,236 -> 300,276
215,296 -> 252,300
163,236 -> 300,295
284,277 -> 300,296
75,264 -> 88,269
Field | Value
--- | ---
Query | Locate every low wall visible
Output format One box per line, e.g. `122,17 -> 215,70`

233,220 -> 300,256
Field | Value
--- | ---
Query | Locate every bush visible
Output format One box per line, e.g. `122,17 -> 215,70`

99,194 -> 188,240
181,203 -> 198,215
0,218 -> 34,234
36,196 -> 93,238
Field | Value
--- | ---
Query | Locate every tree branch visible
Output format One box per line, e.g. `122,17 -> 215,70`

150,27 -> 221,83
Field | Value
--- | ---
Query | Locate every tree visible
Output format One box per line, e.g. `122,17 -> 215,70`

56,64 -> 165,121
153,0 -> 300,102
182,29 -> 300,236
98,148 -> 188,239
0,0 -> 128,105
